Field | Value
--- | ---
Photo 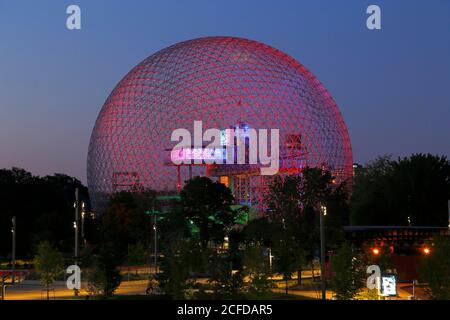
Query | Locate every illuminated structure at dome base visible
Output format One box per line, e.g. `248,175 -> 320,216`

163,122 -> 337,214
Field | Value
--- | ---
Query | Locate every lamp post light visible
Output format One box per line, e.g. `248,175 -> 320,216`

268,246 -> 274,280
73,221 -> 78,255
269,247 -> 273,271
81,202 -> 86,244
319,204 -> 327,300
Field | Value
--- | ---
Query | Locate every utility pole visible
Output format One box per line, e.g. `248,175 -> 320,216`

11,216 -> 16,285
319,204 -> 327,300
73,188 -> 80,296
74,188 -> 80,261
153,204 -> 158,275
447,200 -> 450,244
146,198 -> 159,275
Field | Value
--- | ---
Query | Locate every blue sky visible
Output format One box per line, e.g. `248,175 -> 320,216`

1,0 -> 449,183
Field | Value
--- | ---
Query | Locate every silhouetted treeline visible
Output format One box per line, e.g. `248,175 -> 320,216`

351,154 -> 450,226
0,168 -> 89,259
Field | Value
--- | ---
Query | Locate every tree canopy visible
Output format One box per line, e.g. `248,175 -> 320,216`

180,176 -> 238,248
0,168 -> 89,258
33,241 -> 64,300
351,154 -> 450,226
419,235 -> 450,300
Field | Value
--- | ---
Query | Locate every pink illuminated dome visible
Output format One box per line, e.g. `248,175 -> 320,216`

87,37 -> 352,212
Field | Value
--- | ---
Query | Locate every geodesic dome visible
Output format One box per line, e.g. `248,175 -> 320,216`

87,36 -> 352,212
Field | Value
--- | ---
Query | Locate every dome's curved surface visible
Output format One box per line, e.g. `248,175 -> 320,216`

87,36 -> 352,211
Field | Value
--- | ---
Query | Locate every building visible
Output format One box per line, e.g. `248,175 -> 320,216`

344,226 -> 449,281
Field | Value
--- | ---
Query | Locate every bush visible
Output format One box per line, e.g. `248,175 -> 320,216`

86,244 -> 122,298
329,242 -> 366,300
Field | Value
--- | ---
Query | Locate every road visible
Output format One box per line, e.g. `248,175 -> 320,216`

3,280 -> 149,300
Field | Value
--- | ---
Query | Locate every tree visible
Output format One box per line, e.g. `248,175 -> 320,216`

181,177 -> 237,249
126,243 -> 148,266
273,239 -> 303,295
159,204 -> 191,244
33,241 -> 64,300
266,174 -> 309,287
391,154 -> 450,226
241,216 -> 278,247
156,239 -> 197,299
207,250 -> 244,299
243,244 -> 274,297
100,191 -> 152,260
329,242 -> 366,300
266,168 -> 349,286
86,244 -> 122,298
0,168 -> 89,257
351,154 -> 450,226
419,235 -> 450,300
242,215 -> 300,293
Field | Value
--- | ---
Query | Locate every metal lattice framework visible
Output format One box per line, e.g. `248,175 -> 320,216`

87,36 -> 352,212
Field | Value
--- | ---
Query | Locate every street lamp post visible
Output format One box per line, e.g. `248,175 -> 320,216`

11,216 -> 16,285
73,188 -> 80,296
74,188 -> 80,262
319,204 -> 327,300
447,200 -> 450,245
81,202 -> 86,244
153,214 -> 158,274
146,199 -> 159,275
153,206 -> 158,275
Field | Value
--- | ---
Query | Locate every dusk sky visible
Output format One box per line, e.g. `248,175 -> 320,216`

1,0 -> 449,184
